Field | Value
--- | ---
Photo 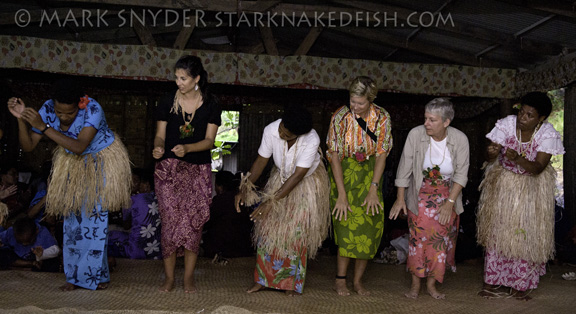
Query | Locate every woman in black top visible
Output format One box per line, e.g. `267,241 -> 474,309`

153,55 -> 221,293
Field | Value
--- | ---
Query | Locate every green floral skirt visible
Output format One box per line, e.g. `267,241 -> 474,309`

329,157 -> 384,259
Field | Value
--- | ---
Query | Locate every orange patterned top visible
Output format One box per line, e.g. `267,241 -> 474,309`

326,104 -> 393,162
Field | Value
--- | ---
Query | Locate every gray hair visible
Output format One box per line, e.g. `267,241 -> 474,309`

425,97 -> 454,122
349,76 -> 378,103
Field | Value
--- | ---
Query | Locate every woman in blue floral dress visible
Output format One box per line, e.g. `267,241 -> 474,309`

7,79 -> 131,291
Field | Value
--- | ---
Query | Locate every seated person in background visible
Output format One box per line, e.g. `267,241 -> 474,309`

0,216 -> 61,272
108,168 -> 162,259
108,169 -> 141,229
202,171 -> 254,260
1,165 -> 31,222
26,180 -> 63,248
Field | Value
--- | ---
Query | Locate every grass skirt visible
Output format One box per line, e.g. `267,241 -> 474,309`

46,138 -> 132,217
248,164 -> 330,259
477,162 -> 556,264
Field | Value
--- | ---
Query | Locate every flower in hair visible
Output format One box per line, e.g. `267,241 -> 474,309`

512,103 -> 521,110
78,95 -> 90,109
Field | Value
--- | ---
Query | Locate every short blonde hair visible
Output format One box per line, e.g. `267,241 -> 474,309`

349,76 -> 378,103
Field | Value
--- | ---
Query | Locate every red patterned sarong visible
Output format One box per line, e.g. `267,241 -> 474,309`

407,178 -> 459,283
154,158 -> 212,258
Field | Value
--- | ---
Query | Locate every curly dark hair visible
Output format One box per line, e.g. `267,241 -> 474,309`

281,105 -> 313,136
520,92 -> 553,119
50,78 -> 85,105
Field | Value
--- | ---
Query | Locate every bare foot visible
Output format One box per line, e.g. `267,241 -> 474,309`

184,278 -> 197,294
426,285 -> 445,299
247,283 -> 264,293
285,290 -> 302,297
404,290 -> 419,299
353,282 -> 370,296
96,283 -> 109,290
510,289 -> 532,301
159,278 -> 174,292
334,278 -> 350,296
478,284 -> 508,299
59,283 -> 78,291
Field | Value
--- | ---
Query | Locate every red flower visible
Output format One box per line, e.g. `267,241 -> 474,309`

355,151 -> 366,162
78,95 -> 89,109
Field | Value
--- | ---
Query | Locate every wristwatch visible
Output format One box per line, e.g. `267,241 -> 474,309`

370,181 -> 379,188
447,198 -> 455,203
41,123 -> 51,133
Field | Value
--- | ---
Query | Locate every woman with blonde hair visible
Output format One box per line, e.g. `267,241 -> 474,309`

327,76 -> 393,296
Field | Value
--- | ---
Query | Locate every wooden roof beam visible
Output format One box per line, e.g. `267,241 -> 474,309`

133,21 -> 156,46
173,20 -> 196,49
332,0 -> 563,56
332,27 -> 516,68
294,26 -> 323,56
258,25 -> 278,55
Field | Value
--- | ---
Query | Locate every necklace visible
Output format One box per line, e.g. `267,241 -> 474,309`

280,137 -> 299,183
428,136 -> 447,167
177,91 -> 198,139
517,124 -> 539,158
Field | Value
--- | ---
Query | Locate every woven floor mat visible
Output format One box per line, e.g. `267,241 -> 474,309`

1,254 -> 575,313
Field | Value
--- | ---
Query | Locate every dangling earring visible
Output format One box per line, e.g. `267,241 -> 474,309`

194,84 -> 198,91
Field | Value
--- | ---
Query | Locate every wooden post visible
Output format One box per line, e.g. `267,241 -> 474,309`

565,83 -> 576,225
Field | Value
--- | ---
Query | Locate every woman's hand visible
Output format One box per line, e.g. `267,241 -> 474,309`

250,200 -> 272,222
152,146 -> 164,159
332,194 -> 352,221
389,198 -> 407,220
0,185 -> 17,200
7,97 -> 25,118
437,201 -> 454,225
487,142 -> 501,160
505,148 -> 520,162
234,192 -> 244,213
20,108 -> 45,130
362,187 -> 383,216
171,144 -> 187,157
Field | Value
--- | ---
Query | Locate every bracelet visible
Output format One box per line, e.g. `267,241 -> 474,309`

447,198 -> 455,203
370,181 -> 379,188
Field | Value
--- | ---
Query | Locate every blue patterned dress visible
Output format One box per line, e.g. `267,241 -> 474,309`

35,98 -> 118,290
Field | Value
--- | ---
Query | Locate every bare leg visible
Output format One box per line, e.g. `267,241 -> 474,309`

353,259 -> 370,296
159,252 -> 176,292
404,275 -> 420,299
335,254 -> 351,296
426,277 -> 445,299
183,249 -> 199,293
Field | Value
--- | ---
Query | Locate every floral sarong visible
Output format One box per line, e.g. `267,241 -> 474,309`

253,246 -> 307,293
406,178 -> 459,283
155,158 -> 212,258
484,249 -> 546,291
329,157 -> 384,259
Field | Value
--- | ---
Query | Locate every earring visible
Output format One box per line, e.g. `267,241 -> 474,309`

194,84 -> 198,91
